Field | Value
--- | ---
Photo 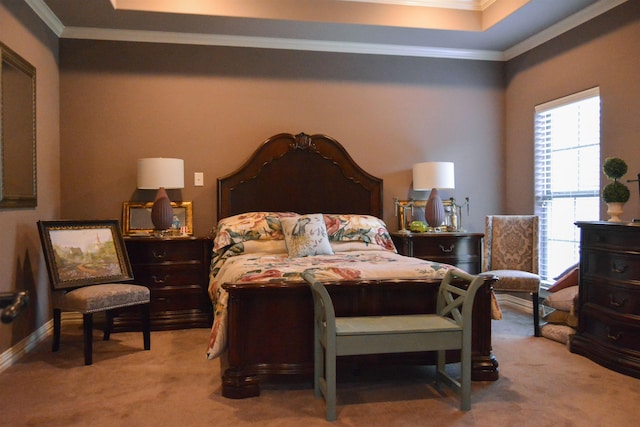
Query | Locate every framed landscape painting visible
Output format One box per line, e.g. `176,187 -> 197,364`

37,219 -> 133,290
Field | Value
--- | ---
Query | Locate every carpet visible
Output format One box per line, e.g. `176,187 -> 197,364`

0,306 -> 638,426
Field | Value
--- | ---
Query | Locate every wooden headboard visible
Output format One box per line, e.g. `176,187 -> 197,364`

217,132 -> 383,220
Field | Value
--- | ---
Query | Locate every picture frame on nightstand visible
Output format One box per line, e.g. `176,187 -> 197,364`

122,201 -> 193,236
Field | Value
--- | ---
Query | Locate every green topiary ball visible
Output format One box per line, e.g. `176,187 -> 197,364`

603,157 -> 628,180
602,181 -> 630,203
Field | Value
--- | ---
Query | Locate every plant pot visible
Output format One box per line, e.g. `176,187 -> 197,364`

606,202 -> 625,222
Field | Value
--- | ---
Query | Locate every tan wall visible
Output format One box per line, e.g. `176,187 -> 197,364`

59,41 -> 504,237
504,1 -> 640,221
4,0 -> 637,355
0,1 -> 60,352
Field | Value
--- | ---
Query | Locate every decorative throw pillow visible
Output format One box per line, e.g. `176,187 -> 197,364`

323,214 -> 397,252
544,285 -> 578,312
281,214 -> 334,258
547,264 -> 579,293
213,211 -> 297,251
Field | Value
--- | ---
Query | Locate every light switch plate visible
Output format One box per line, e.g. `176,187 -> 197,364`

194,172 -> 204,186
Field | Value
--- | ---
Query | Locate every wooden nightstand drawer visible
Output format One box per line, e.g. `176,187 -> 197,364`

151,288 -> 209,313
412,236 -> 475,258
126,239 -> 204,263
391,232 -> 483,274
132,265 -> 203,289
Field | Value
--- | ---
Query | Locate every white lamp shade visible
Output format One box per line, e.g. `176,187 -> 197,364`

137,158 -> 184,189
412,162 -> 455,191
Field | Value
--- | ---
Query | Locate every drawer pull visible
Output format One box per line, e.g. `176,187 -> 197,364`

611,262 -> 627,274
607,328 -> 622,341
608,294 -> 627,308
152,275 -> 170,284
439,244 -> 455,253
152,250 -> 167,259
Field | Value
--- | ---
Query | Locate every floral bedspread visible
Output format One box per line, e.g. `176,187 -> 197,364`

206,248 -> 456,359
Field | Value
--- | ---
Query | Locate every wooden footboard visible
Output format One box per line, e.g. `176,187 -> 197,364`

221,278 -> 499,399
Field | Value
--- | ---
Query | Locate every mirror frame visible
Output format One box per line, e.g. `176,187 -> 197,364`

0,41 -> 37,209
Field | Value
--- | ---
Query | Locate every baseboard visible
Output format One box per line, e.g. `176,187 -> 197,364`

0,312 -> 83,373
0,320 -> 52,373
497,293 -> 533,314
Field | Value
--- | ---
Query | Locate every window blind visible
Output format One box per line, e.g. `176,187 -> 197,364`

534,88 -> 600,281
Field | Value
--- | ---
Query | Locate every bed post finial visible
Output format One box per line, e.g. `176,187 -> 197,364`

292,132 -> 317,151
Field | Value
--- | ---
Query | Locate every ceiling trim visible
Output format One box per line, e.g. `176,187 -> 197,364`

60,27 -> 505,61
26,0 -> 627,62
25,0 -> 64,36
504,0 -> 627,60
337,0 -> 496,11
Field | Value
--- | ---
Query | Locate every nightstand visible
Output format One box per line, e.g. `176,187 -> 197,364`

112,236 -> 213,331
391,231 -> 484,274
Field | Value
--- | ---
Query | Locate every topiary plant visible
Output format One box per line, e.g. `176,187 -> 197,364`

602,157 -> 630,203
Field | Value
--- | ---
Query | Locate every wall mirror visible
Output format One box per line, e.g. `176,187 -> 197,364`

0,42 -> 37,209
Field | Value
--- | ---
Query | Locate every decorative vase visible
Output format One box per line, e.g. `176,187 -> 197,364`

606,202 -> 624,222
425,188 -> 446,227
151,187 -> 173,230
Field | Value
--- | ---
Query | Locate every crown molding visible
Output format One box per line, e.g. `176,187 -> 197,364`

504,0 -> 627,60
61,27 -> 504,61
26,0 -> 627,62
24,0 -> 64,37
340,0 -> 496,11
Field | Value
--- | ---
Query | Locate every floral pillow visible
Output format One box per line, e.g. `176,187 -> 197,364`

323,214 -> 396,252
213,212 -> 296,251
281,213 -> 334,258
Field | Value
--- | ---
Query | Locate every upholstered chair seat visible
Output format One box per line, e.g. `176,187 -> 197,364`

482,215 -> 541,337
52,284 -> 151,365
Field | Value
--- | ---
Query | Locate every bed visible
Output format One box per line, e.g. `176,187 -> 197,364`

207,132 -> 499,398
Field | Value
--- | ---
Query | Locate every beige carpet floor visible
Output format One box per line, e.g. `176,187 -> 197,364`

1,306 -> 639,426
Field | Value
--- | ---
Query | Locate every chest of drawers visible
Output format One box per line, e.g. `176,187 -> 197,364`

391,231 -> 483,274
570,221 -> 640,378
112,236 -> 213,331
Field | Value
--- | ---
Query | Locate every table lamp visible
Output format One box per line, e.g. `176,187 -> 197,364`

137,158 -> 184,231
413,162 -> 455,228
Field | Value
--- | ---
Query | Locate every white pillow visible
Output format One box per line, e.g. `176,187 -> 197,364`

281,213 -> 334,258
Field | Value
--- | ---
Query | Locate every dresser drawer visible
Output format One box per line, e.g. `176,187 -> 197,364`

581,227 -> 640,252
582,250 -> 640,283
583,278 -> 640,315
581,304 -> 640,352
132,265 -> 203,289
127,239 -> 205,263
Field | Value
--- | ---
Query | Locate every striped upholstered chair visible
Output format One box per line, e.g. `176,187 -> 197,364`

482,215 -> 541,337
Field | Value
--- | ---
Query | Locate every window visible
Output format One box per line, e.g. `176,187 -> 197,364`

534,88 -> 600,283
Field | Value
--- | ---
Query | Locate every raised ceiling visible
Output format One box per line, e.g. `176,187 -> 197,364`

28,0 -> 626,60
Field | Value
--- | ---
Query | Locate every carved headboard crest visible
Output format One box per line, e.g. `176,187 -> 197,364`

290,132 -> 318,152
